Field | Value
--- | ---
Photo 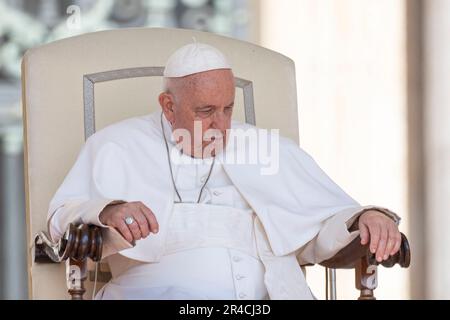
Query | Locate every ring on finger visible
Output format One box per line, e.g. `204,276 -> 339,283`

124,216 -> 135,225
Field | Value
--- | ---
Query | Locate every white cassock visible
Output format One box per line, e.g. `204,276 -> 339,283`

48,111 -> 399,300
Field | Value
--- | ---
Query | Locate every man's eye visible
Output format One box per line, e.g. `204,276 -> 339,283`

198,109 -> 213,115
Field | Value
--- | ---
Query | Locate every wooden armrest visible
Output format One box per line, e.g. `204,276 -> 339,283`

319,232 -> 410,269
34,223 -> 104,300
34,223 -> 103,264
310,233 -> 411,300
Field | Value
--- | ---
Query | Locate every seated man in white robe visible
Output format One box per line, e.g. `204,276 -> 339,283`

47,42 -> 402,300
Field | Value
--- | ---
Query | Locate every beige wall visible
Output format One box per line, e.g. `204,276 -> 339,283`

423,0 -> 450,300
259,0 -> 409,299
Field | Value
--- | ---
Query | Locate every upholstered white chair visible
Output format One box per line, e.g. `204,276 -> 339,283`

21,27 -> 410,300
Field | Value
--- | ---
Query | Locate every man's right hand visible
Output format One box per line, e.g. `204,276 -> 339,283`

99,201 -> 159,243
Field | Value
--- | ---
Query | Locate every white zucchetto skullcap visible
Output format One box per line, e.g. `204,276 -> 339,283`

163,42 -> 231,78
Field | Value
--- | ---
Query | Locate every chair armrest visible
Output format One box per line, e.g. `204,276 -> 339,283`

34,223 -> 103,263
34,223 -> 103,300
314,232 -> 410,300
319,232 -> 411,269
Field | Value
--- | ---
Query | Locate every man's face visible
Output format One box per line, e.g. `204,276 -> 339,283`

159,69 -> 235,158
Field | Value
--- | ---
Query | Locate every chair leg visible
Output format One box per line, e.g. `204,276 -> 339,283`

325,268 -> 337,300
66,258 -> 87,300
355,257 -> 377,300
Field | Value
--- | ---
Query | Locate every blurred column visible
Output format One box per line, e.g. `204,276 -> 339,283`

0,121 -> 28,299
423,0 -> 450,300
405,0 -> 425,300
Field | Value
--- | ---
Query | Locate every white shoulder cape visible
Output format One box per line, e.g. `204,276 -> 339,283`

48,111 -> 397,263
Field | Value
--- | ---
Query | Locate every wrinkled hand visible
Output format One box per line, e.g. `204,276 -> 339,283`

358,210 -> 401,262
99,201 -> 159,243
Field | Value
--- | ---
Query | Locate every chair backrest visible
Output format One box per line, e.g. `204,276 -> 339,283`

22,27 -> 299,299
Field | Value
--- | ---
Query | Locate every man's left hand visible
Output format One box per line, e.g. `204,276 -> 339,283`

358,210 -> 401,262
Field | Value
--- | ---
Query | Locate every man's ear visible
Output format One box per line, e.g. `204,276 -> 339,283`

158,92 -> 175,124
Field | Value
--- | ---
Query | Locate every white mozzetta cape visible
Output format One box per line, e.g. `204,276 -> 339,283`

48,111 -> 398,266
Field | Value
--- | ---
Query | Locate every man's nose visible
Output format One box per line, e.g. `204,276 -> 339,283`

210,111 -> 229,131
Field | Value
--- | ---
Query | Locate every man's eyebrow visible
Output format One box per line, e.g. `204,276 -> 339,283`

195,102 -> 234,110
195,105 -> 215,110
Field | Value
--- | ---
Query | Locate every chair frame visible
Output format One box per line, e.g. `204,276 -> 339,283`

23,28 -> 411,300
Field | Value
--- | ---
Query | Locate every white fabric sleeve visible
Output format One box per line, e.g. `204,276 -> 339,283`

296,205 -> 400,265
46,136 -> 126,242
48,198 -> 125,242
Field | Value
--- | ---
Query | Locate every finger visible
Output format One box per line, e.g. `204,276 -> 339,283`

139,203 -> 159,233
133,211 -> 150,238
116,221 -> 134,243
127,220 -> 142,241
368,224 -> 381,255
383,226 -> 396,259
391,231 -> 402,256
359,222 -> 369,245
376,226 -> 388,262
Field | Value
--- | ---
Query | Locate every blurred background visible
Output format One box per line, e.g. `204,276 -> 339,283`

0,0 -> 448,300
